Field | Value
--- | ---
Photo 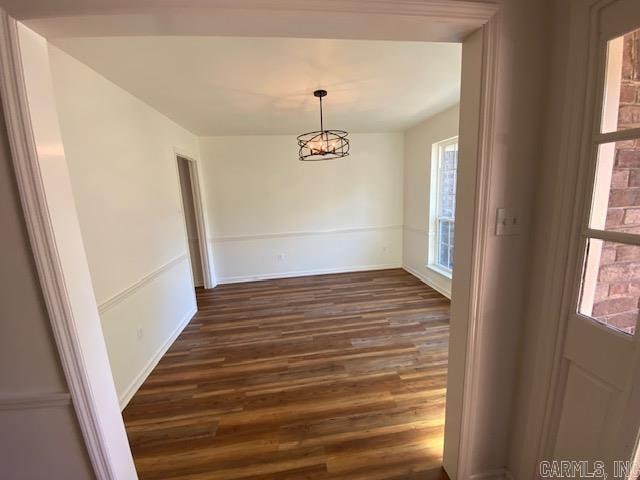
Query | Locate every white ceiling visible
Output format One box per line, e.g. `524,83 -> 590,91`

51,36 -> 461,136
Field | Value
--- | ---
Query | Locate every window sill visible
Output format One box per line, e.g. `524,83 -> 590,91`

427,264 -> 452,280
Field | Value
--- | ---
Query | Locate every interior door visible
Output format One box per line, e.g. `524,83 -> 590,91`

549,0 -> 640,477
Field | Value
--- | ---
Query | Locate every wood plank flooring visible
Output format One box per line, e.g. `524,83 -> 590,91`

123,268 -> 450,480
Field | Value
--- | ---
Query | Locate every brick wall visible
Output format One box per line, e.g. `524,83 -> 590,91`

592,30 -> 640,334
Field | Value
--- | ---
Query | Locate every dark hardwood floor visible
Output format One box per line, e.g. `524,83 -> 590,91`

123,268 -> 450,480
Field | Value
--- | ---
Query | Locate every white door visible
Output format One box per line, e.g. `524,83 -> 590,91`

547,0 -> 640,477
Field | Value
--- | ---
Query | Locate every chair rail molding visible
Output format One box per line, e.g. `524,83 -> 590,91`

98,254 -> 188,313
0,10 -> 115,479
403,225 -> 429,236
0,392 -> 72,410
212,224 -> 403,242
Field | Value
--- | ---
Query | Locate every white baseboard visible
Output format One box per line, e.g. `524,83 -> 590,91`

402,264 -> 451,298
118,305 -> 197,410
217,263 -> 401,284
469,468 -> 513,480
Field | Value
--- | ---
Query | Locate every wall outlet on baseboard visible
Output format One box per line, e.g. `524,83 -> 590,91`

277,253 -> 285,261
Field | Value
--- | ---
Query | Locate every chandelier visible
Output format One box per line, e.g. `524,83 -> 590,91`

297,89 -> 349,161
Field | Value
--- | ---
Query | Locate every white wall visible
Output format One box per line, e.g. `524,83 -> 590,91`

507,0 -> 578,477
199,134 -> 404,282
48,45 -> 201,407
403,105 -> 459,297
459,0 -> 548,477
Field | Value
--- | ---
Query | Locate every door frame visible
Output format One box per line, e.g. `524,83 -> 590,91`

0,13 -> 121,478
519,0 -> 640,476
0,2 -> 501,478
174,149 -> 217,289
453,16 -> 502,480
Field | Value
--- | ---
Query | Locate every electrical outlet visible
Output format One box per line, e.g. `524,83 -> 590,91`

277,253 -> 285,262
495,208 -> 520,236
137,327 -> 143,340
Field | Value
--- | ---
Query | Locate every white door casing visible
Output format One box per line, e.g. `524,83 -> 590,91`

174,150 -> 218,289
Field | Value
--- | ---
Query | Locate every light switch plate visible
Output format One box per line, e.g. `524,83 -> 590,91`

496,208 -> 520,236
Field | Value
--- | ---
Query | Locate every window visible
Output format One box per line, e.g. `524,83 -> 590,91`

429,137 -> 458,275
577,27 -> 640,335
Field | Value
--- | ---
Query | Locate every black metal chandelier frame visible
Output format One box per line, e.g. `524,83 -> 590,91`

297,89 -> 350,161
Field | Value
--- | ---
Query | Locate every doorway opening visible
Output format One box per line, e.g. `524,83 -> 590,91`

1,3 -> 500,479
176,155 -> 206,289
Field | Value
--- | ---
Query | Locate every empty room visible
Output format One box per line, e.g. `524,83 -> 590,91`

11,21 -> 467,478
3,1 -> 596,479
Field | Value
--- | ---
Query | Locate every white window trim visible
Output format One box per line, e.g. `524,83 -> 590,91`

427,136 -> 458,279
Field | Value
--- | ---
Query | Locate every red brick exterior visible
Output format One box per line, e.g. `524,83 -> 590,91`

592,30 -> 640,334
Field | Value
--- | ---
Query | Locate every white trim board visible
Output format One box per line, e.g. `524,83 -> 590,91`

29,0 -> 499,19
218,263 -> 400,284
20,1 -> 499,42
403,265 -> 452,299
212,225 -> 403,243
118,305 -> 197,410
98,254 -> 188,313
0,392 -> 72,410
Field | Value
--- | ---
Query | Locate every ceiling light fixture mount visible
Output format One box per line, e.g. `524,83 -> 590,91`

297,89 -> 349,161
